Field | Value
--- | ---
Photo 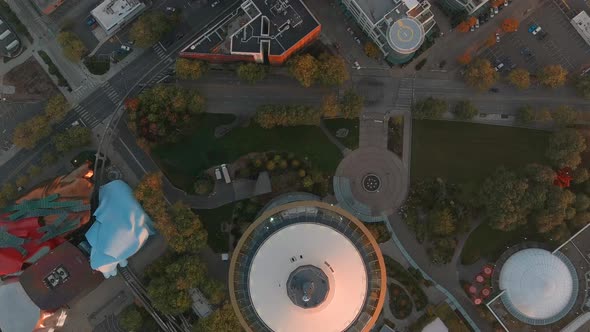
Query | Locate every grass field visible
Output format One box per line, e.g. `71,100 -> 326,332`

195,204 -> 234,253
323,118 -> 359,150
152,114 -> 342,191
411,120 -> 550,187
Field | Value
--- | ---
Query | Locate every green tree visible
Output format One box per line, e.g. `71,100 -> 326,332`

552,106 -> 578,127
44,95 -> 70,123
52,126 -> 92,152
192,303 -> 241,332
15,175 -> 29,188
452,100 -> 478,120
574,74 -> 590,99
573,168 -> 589,184
545,129 -> 586,168
130,11 -> 172,48
515,105 -> 534,124
28,165 -> 42,178
288,54 -> 318,87
254,104 -> 320,128
339,89 -> 363,119
364,41 -> 381,59
168,202 -> 208,253
575,193 -> 590,212
41,151 -> 57,166
538,65 -> 568,88
12,115 -> 52,149
302,175 -> 314,189
0,183 -> 17,202
570,211 -> 590,230
175,58 -> 207,80
236,63 -> 267,84
320,93 -> 340,118
412,97 -> 448,119
524,163 -> 555,184
57,31 -> 87,61
464,58 -> 498,91
507,68 -> 530,89
479,168 -> 529,231
430,208 -> 456,236
317,54 -> 349,86
194,178 -> 213,195
119,305 -> 143,332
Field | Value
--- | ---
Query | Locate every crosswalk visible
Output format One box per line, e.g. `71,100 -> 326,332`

390,78 -> 414,115
70,79 -> 99,101
101,81 -> 123,106
152,43 -> 174,64
73,104 -> 100,128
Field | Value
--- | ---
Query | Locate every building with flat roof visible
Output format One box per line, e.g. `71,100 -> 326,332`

229,199 -> 386,332
572,11 -> 590,47
340,0 -> 435,64
90,0 -> 146,36
439,0 -> 489,15
487,223 -> 590,331
0,15 -> 21,58
180,0 -> 321,65
33,0 -> 66,15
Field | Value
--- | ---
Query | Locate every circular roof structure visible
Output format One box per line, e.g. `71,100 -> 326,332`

387,17 -> 424,55
229,201 -> 386,332
499,248 -> 577,324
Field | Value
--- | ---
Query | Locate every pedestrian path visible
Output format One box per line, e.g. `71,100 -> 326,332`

101,81 -> 123,106
70,79 -> 100,102
390,78 -> 414,115
73,104 -> 100,128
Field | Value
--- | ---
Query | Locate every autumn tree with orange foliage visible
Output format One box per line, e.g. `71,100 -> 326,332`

457,52 -> 472,65
538,65 -> 569,88
484,34 -> 497,47
457,21 -> 471,33
490,0 -> 503,8
502,18 -> 519,32
507,68 -> 531,89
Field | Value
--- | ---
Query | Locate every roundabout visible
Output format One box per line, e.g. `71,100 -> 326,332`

333,147 -> 408,221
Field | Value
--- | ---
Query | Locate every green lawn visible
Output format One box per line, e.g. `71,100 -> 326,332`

195,204 -> 234,253
412,120 -> 550,187
152,114 -> 342,191
323,118 -> 359,150
460,223 -> 544,265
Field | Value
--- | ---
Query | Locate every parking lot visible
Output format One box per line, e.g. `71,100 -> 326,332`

479,0 -> 590,75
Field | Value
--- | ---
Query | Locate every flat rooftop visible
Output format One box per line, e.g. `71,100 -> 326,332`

91,0 -> 144,32
353,0 -> 417,24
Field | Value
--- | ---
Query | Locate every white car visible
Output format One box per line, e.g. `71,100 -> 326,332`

532,26 -> 542,35
495,63 -> 504,72
165,6 -> 176,12
353,61 -> 361,70
211,1 -> 219,7
120,45 -> 131,51
494,7 -> 499,14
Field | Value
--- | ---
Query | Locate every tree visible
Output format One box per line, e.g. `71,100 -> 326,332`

364,42 -> 380,59
168,202 -> 208,253
574,75 -> 590,99
28,165 -> 42,178
453,100 -> 478,120
289,54 -> 318,87
456,21 -> 471,33
130,11 -> 172,48
573,168 -> 589,184
464,58 -> 498,91
552,105 -> 578,127
545,129 -> 586,168
175,58 -> 207,80
570,211 -> 590,230
524,163 -> 555,184
52,126 -> 92,152
538,65 -> 568,88
479,168 -> 529,231
0,183 -> 17,203
44,95 -> 70,123
15,175 -> 29,188
339,89 -> 363,119
317,54 -> 349,86
41,151 -> 57,166
320,94 -> 340,118
119,305 -> 143,332
254,104 -> 321,128
194,178 -> 213,195
12,115 -> 52,149
303,175 -> 314,189
412,97 -> 448,119
456,52 -> 472,65
516,105 -> 534,124
192,303 -> 241,332
507,68 -> 530,89
57,31 -> 86,61
575,193 -> 590,212
501,18 -> 519,32
430,208 -> 456,236
236,63 -> 267,84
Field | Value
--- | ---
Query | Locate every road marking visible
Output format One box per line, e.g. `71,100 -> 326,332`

118,137 -> 147,174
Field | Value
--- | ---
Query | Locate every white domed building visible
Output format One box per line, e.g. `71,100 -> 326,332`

487,226 -> 590,332
229,199 -> 386,332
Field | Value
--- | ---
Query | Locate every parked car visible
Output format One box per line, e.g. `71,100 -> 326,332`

86,16 -> 96,26
490,8 -> 495,18
528,24 -> 539,33
353,61 -> 361,70
495,63 -> 504,71
165,6 -> 176,12
470,25 -> 475,32
496,32 -> 500,42
533,26 -> 542,35
504,0 -> 508,6
120,45 -> 131,51
211,1 -> 219,7
494,7 -> 499,14
354,37 -> 361,44
475,19 -> 480,29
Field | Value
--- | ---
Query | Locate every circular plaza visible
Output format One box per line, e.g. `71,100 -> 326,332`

228,201 -> 386,332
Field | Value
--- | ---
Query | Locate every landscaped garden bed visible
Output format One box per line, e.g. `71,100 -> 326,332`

389,283 -> 413,319
384,256 -> 429,311
323,118 -> 359,150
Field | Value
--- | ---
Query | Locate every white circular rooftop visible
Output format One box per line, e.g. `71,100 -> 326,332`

387,17 -> 424,55
248,222 -> 367,332
499,248 -> 575,321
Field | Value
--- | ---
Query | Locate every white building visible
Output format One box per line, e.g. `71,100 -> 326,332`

439,0 -> 489,15
91,0 -> 146,36
571,11 -> 590,47
341,0 -> 436,64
